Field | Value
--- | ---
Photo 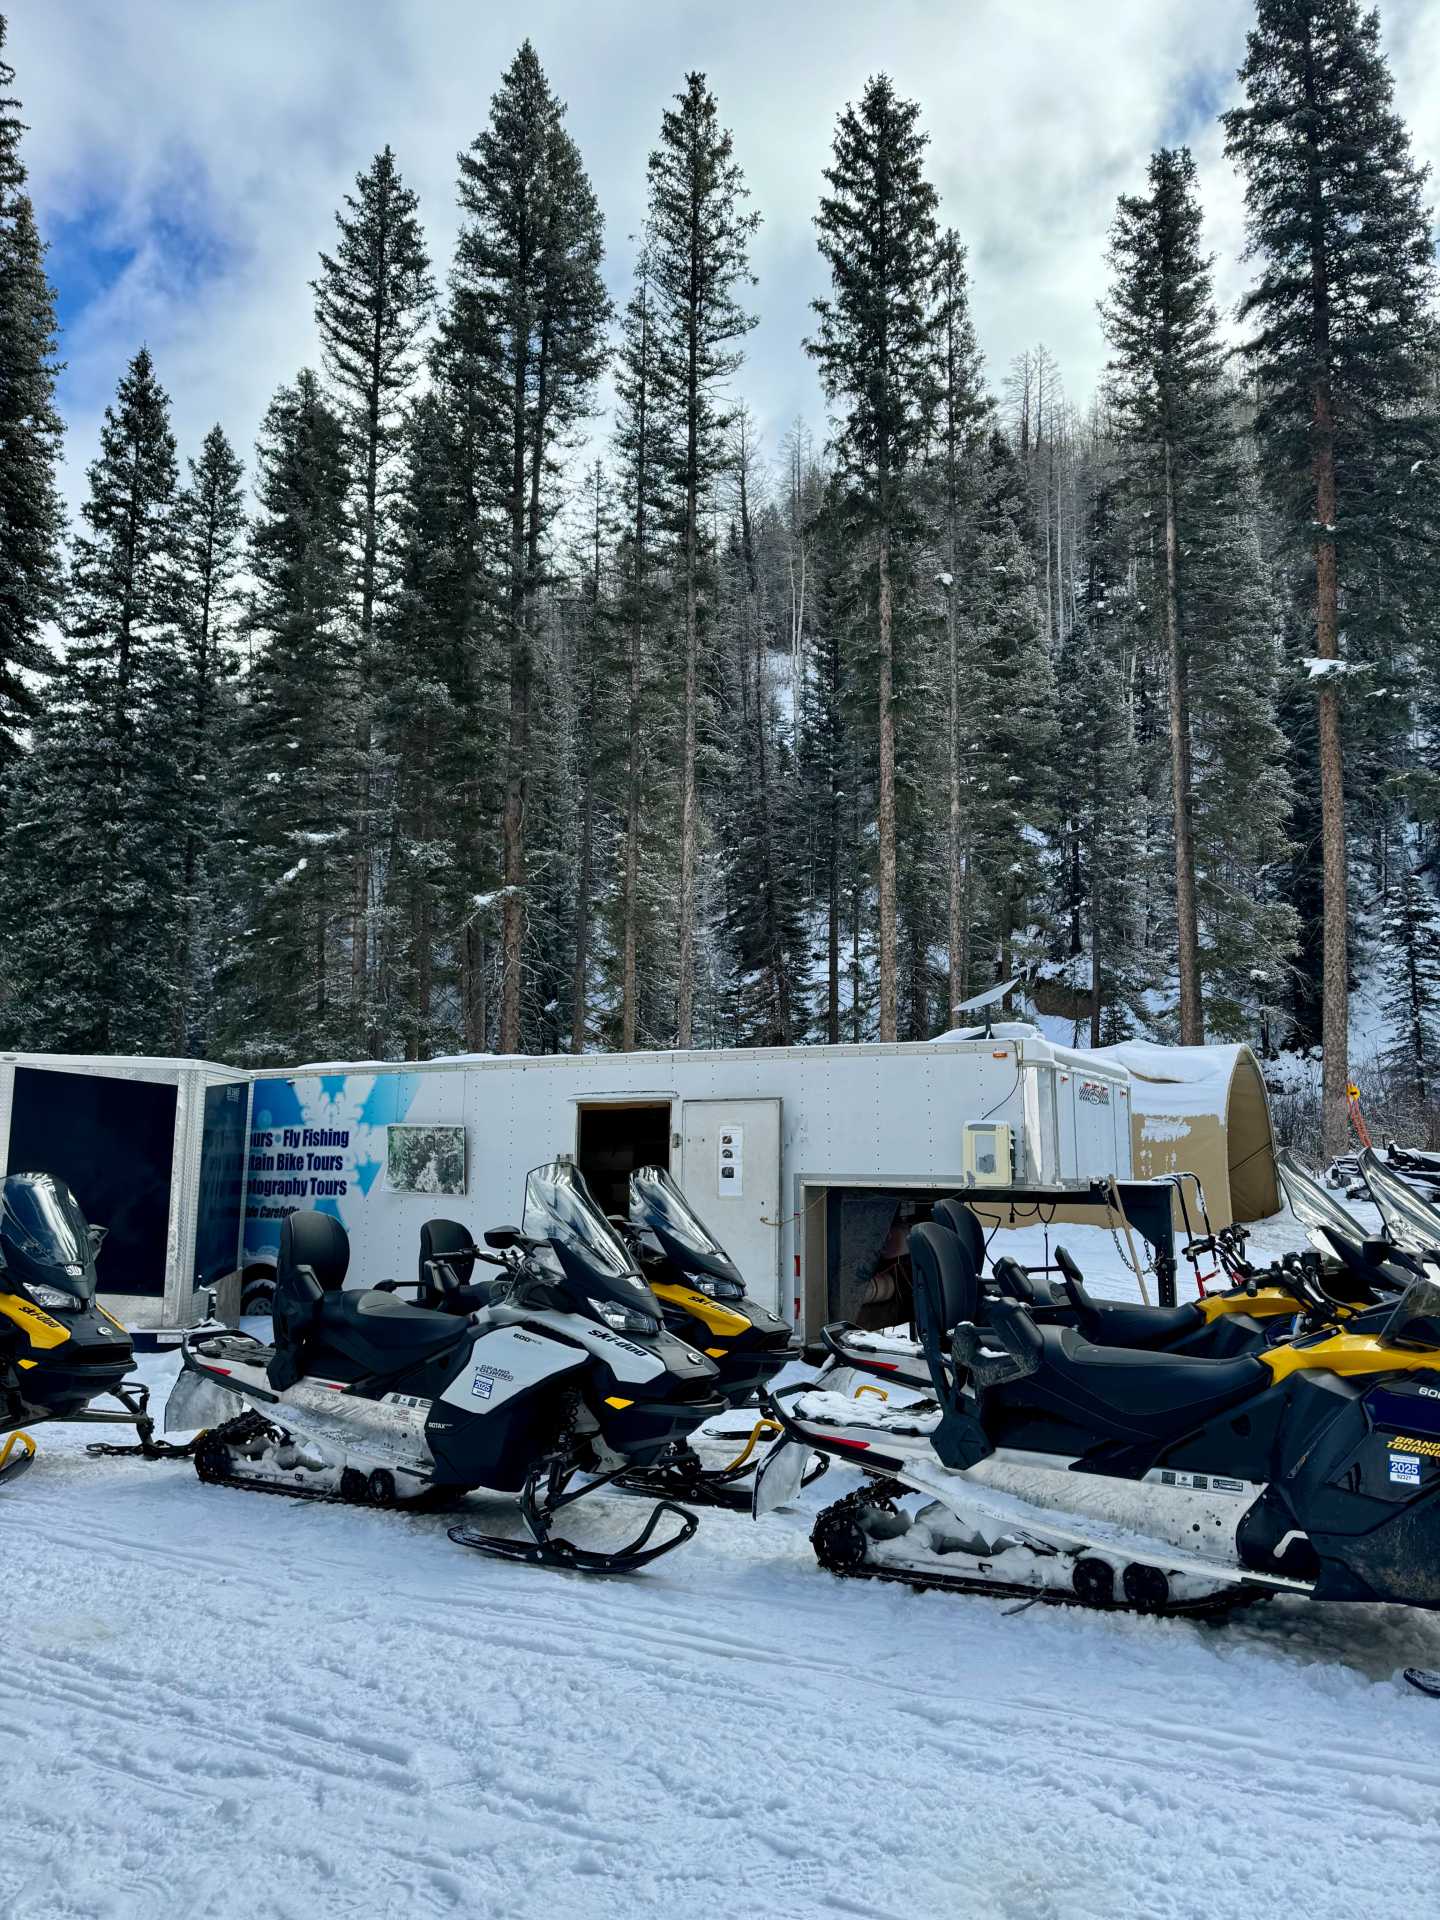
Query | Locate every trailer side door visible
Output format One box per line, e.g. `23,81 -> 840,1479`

677,1097 -> 782,1313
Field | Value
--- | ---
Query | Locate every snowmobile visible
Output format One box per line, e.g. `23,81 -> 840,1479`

604,1164 -> 821,1509
756,1216 -> 1440,1620
166,1160 -> 725,1574
413,1165 -> 816,1511
825,1195 -> 1310,1401
0,1171 -> 163,1478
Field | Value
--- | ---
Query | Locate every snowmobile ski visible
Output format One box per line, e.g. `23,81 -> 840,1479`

448,1461 -> 698,1574
0,1429 -> 36,1487
614,1414 -> 827,1511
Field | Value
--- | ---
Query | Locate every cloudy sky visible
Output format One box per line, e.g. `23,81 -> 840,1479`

9,0 -> 1440,515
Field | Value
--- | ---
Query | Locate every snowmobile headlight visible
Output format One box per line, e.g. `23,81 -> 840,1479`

588,1295 -> 661,1337
25,1283 -> 80,1312
695,1275 -> 745,1301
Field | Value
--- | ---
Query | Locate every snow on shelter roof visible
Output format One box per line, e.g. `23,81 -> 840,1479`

1091,1041 -> 1250,1117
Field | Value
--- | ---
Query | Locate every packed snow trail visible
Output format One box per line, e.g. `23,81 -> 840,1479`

4,1232 -> 1440,1920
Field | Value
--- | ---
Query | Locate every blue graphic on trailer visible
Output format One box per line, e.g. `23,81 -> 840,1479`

243,1072 -> 420,1262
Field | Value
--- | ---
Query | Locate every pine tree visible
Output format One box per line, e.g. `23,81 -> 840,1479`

1101,147 -> 1230,1043
452,40 -> 610,1053
809,74 -> 939,1041
1380,868 -> 1440,1109
1224,0 -> 1439,1148
797,476 -> 858,1043
610,256 -> 676,1049
965,431 -> 1058,982
172,424 -> 246,1054
567,459 -> 620,1051
646,71 -> 759,1045
1054,460 -> 1144,1043
0,18 -> 64,788
219,372 -> 357,1061
2,348 -> 182,1050
929,227 -> 990,1019
715,409 -> 808,1045
312,146 -> 434,1047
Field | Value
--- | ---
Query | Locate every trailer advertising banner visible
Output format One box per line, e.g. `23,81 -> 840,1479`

244,1071 -> 424,1262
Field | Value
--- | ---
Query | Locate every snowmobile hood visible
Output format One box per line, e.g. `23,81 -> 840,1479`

629,1166 -> 746,1293
0,1173 -> 99,1305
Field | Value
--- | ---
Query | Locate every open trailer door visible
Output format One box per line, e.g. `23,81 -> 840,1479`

677,1097 -> 782,1313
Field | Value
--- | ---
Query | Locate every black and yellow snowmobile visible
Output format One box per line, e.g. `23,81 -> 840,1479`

758,1216 -> 1440,1625
600,1165 -> 821,1509
0,1171 -> 162,1477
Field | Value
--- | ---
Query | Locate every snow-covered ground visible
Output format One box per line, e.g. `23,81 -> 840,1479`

6,1220 -> 1440,1920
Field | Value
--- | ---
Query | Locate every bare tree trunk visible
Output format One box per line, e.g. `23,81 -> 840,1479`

1315,403 -> 1348,1152
499,627 -> 529,1053
877,527 -> 897,1042
851,738 -> 862,1044
1302,26 -> 1349,1155
1089,861 -> 1103,1049
571,636 -> 598,1053
622,610 -> 644,1051
675,434 -> 700,1045
1164,436 -> 1203,1045
946,580 -> 962,1025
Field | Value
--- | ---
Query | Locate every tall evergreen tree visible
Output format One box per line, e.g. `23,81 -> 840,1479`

929,227 -> 989,1019
451,40 -> 609,1053
172,424 -> 246,1054
312,145 -> 434,1046
610,256 -> 676,1049
1101,147 -> 1228,1044
219,372 -> 357,1061
809,74 -> 939,1041
646,71 -> 759,1045
2,348 -> 182,1049
0,17 -> 63,787
964,431 -> 1058,982
1224,0 -> 1438,1147
1054,460 -> 1144,1044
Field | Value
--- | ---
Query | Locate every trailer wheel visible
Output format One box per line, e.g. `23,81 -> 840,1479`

240,1267 -> 276,1317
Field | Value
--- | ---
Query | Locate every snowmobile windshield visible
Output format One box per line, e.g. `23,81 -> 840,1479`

1276,1150 -> 1368,1258
521,1161 -> 658,1323
629,1167 -> 745,1288
1362,1149 -> 1440,1259
0,1174 -> 93,1291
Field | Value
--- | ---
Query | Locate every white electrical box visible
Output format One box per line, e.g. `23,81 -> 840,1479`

963,1121 -> 1013,1187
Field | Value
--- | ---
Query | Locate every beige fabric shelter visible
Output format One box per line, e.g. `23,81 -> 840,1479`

1093,1042 -> 1280,1228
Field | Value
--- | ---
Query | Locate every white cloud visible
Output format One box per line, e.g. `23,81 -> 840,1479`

8,0 -> 1437,515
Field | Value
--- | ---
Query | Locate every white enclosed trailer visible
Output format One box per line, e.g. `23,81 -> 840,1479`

0,1052 -> 251,1326
239,1029 -> 1133,1337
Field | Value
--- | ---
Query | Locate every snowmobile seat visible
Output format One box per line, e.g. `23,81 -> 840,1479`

987,1304 -> 1268,1446
1054,1248 -> 1207,1349
932,1198 -> 986,1276
990,1255 -> 1052,1309
909,1223 -> 980,1405
417,1218 -> 499,1313
268,1210 -> 351,1389
269,1210 -> 466,1386
311,1288 -> 471,1379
